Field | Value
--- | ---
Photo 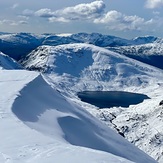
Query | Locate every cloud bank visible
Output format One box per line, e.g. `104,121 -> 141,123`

35,0 -> 105,21
94,10 -> 154,31
0,19 -> 28,26
21,0 -> 161,32
145,0 -> 163,9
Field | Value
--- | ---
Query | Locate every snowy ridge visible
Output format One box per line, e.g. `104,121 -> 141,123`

0,51 -> 22,69
0,70 -> 156,163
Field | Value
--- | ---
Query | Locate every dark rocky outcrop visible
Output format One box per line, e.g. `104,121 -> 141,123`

159,100 -> 163,106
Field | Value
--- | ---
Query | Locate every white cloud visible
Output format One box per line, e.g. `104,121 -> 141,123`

35,8 -> 54,18
34,0 -> 105,22
18,21 -> 28,25
11,3 -> 19,9
153,11 -> 160,15
49,17 -> 70,23
23,9 -> 34,16
18,15 -> 29,20
57,0 -> 105,19
94,10 -> 122,23
94,10 -> 153,31
24,0 -> 161,32
145,0 -> 163,9
0,19 -> 28,26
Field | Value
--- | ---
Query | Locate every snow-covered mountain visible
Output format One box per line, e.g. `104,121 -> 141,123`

0,51 -> 22,69
0,32 -> 133,61
0,33 -> 44,60
1,32 -> 162,62
21,43 -> 163,162
22,43 -> 163,84
107,42 -> 163,69
0,69 -> 157,163
132,36 -> 158,45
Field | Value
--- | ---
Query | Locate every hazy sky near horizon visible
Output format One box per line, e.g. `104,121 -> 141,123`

0,0 -> 163,38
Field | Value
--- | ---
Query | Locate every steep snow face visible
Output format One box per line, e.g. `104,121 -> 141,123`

108,42 -> 163,69
0,70 -> 156,163
0,52 -> 22,70
21,43 -> 163,162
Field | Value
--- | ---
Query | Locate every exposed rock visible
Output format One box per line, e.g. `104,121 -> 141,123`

159,100 -> 163,106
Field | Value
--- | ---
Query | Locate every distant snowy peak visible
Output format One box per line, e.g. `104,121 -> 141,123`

132,36 -> 158,45
0,32 -> 162,48
0,33 -> 44,60
43,33 -> 162,47
0,52 -> 22,70
70,33 -> 133,47
109,42 -> 163,56
0,32 -> 43,44
1,31 -> 162,63
107,42 -> 163,69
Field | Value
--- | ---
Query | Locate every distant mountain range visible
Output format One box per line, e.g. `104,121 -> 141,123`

107,42 -> 163,69
0,32 -> 162,70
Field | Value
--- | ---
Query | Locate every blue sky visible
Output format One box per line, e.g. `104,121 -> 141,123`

0,0 -> 163,38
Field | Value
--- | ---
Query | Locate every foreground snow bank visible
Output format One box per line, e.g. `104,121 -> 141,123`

10,72 -> 156,163
0,70 -> 135,163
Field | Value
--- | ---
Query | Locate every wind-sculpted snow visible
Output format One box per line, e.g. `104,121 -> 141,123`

11,73 -> 156,163
0,70 -> 138,163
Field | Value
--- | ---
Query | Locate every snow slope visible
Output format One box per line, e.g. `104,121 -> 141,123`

0,51 -> 22,69
21,43 -> 163,162
0,70 -> 156,163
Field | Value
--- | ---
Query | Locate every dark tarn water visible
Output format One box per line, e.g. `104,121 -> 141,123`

77,91 -> 150,108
